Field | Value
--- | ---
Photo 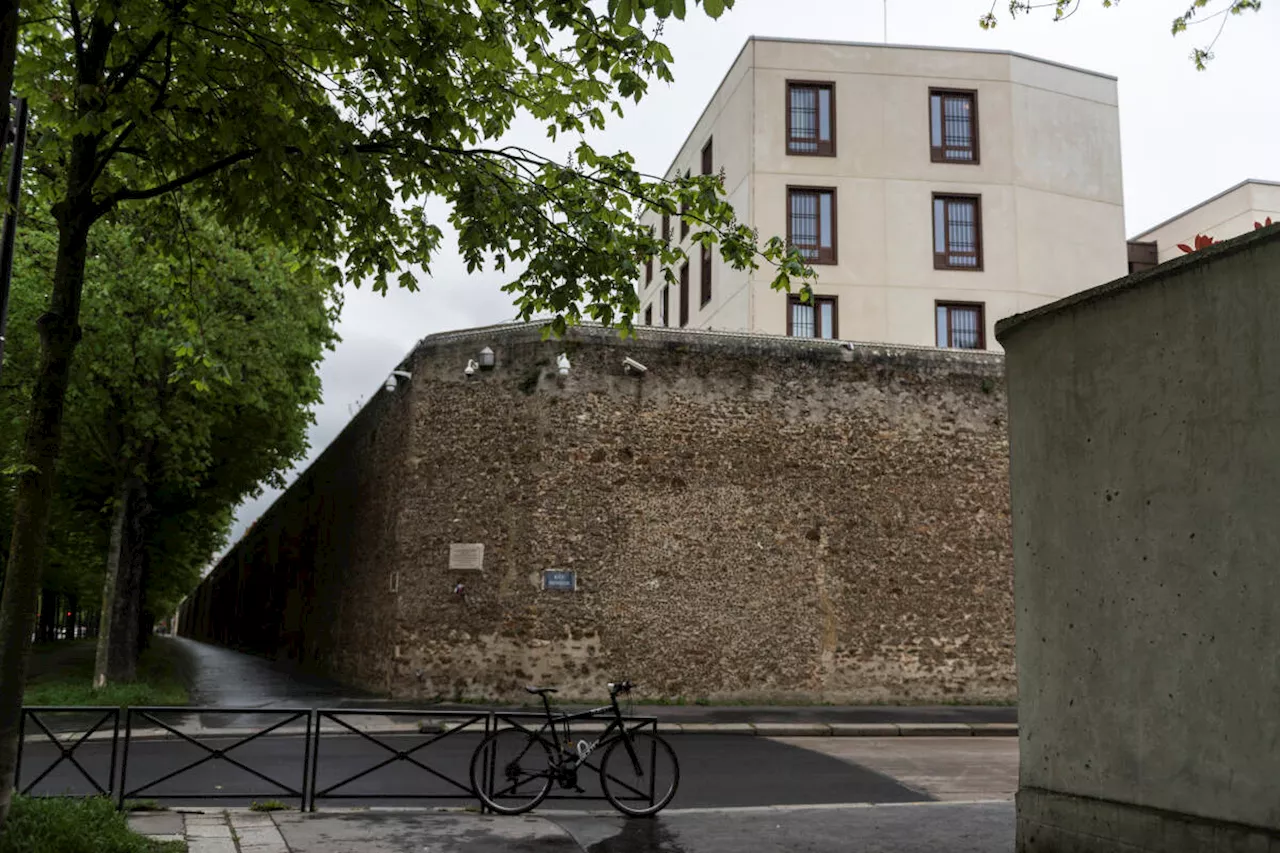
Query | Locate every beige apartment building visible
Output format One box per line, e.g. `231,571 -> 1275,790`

1128,179 -> 1280,271
636,37 -> 1128,350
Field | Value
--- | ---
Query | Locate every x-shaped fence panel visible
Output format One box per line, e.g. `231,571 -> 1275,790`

15,707 -> 119,798
309,710 -> 490,811
118,707 -> 312,808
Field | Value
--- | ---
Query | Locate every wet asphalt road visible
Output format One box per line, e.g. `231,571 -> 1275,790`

18,731 -> 929,809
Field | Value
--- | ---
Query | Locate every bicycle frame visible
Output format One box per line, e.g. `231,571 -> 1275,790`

529,691 -> 644,777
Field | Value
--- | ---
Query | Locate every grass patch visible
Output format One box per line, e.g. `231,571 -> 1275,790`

248,800 -> 290,812
121,800 -> 166,812
24,638 -> 189,707
0,796 -> 184,853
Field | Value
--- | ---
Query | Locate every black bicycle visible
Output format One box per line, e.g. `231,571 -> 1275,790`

469,680 -> 679,816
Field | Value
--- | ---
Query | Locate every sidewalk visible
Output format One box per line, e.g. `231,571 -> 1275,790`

128,802 -> 1015,853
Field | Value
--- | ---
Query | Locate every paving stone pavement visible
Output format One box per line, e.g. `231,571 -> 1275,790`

130,809 -> 292,853
128,802 -> 1015,853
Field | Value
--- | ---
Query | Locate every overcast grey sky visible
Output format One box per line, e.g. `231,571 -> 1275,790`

220,0 -> 1279,555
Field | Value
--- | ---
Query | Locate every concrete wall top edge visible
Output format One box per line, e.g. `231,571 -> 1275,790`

746,36 -> 1116,81
995,223 -> 1280,346
408,321 -> 1006,374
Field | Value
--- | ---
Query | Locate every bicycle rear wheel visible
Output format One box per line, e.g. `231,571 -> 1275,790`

599,731 -> 680,816
471,728 -> 554,815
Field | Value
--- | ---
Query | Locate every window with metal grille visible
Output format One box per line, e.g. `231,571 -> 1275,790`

787,187 -> 836,264
787,82 -> 835,156
679,262 -> 690,327
644,305 -> 652,326
936,302 -> 985,349
700,245 -> 711,307
661,286 -> 669,327
930,89 -> 978,163
701,138 -> 713,175
933,194 -> 982,270
786,295 -> 838,339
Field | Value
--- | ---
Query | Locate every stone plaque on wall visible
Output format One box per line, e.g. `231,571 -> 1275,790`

449,543 -> 485,571
542,570 -> 577,591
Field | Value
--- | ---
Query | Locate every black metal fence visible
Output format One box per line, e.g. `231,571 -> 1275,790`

119,707 -> 313,809
309,709 -> 489,810
15,707 -> 119,799
13,705 -> 659,812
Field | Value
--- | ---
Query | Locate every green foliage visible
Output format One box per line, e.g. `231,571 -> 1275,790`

121,801 -> 166,813
248,800 -> 291,812
979,0 -> 1262,67
15,0 -> 809,335
23,637 -> 188,706
0,797 -> 185,853
0,199 -> 336,619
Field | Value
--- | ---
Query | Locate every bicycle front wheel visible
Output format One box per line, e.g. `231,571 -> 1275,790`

599,731 -> 680,816
471,728 -> 554,815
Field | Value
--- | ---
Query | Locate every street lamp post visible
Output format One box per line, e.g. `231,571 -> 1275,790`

0,94 -> 28,382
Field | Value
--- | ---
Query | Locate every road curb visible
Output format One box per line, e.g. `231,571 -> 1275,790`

424,720 -> 1017,737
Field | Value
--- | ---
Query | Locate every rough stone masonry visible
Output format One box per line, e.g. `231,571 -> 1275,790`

179,323 -> 1014,704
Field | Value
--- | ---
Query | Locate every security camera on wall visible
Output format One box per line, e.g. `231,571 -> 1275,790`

384,369 -> 412,392
622,356 -> 648,375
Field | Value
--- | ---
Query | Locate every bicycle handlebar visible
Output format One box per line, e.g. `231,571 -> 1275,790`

608,680 -> 633,696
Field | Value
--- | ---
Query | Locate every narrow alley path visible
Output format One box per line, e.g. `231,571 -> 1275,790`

167,636 -> 374,725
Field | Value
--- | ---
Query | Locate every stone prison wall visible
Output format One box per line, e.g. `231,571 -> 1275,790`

179,324 -> 1015,704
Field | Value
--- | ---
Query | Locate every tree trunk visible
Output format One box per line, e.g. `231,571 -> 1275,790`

0,189 -> 100,830
95,477 -> 152,684
93,479 -> 130,687
109,479 -> 150,681
37,589 -> 54,642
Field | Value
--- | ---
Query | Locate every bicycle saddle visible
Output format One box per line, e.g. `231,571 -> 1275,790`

524,686 -> 558,695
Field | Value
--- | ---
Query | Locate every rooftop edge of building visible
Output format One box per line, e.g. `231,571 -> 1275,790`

997,220 -> 1280,345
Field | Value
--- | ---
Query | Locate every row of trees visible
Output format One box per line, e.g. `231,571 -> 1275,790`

0,196 -> 338,683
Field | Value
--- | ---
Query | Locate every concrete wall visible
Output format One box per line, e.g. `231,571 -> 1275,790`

637,41 -> 756,333
1134,179 -> 1280,264
182,324 -> 1015,704
638,38 -> 1128,351
996,225 -> 1280,851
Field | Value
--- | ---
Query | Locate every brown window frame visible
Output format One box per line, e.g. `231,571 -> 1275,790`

787,186 -> 838,265
700,244 -> 712,307
786,294 -> 839,339
644,305 -> 653,326
661,285 -> 670,327
935,301 -> 986,349
678,262 -> 690,327
932,193 -> 983,271
786,81 -> 836,157
929,88 -> 979,164
701,138 -> 713,175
